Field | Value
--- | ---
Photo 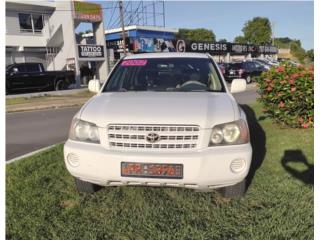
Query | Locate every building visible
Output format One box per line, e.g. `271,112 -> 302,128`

5,1 -> 85,72
83,25 -> 179,62
6,1 -> 56,68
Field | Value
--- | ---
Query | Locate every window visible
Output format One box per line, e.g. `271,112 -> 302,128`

103,58 -> 224,93
19,13 -> 32,32
18,13 -> 44,34
15,65 -> 27,73
32,14 -> 44,32
25,64 -> 41,73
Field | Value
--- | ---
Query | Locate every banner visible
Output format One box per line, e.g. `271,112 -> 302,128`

73,1 -> 102,22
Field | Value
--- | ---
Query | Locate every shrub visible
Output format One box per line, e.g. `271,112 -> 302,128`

256,63 -> 314,128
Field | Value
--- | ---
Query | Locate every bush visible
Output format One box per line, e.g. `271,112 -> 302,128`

256,63 -> 314,128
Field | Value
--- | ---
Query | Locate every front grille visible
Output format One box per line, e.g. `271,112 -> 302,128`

107,124 -> 200,150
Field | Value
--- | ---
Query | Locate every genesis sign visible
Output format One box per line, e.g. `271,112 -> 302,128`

190,42 -> 228,52
175,40 -> 278,55
78,45 -> 104,58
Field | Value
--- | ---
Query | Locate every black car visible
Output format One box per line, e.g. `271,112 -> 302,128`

225,61 -> 266,83
6,62 -> 75,94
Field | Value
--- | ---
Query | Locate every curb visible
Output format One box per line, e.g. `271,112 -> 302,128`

6,143 -> 62,164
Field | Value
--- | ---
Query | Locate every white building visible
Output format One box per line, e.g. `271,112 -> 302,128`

6,0 -> 79,71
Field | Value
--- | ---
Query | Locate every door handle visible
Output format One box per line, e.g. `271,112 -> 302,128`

22,74 -> 28,77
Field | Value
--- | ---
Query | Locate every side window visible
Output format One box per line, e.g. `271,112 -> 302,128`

25,64 -> 40,73
255,62 -> 262,68
16,65 -> 27,73
247,62 -> 254,71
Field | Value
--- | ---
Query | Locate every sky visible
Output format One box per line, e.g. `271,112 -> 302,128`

79,1 -> 314,50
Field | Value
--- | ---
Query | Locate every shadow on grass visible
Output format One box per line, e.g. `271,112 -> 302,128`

240,104 -> 266,190
281,150 -> 314,185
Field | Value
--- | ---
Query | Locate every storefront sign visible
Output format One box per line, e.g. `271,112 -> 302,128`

106,38 -> 130,50
175,40 -> 229,54
259,45 -> 278,54
78,45 -> 104,58
132,38 -> 175,53
73,1 -> 102,22
175,39 -> 277,55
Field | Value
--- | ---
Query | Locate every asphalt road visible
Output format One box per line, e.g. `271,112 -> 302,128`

6,87 -> 258,161
6,107 -> 80,160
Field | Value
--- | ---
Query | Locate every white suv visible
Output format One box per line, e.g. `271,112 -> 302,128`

64,53 -> 252,198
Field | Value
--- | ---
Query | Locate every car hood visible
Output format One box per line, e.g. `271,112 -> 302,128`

80,92 -> 237,129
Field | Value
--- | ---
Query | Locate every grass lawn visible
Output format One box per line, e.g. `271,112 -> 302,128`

6,103 -> 313,240
6,90 -> 94,106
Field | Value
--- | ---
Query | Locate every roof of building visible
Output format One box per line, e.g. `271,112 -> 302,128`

82,25 -> 178,38
6,0 -> 56,9
124,52 -> 210,59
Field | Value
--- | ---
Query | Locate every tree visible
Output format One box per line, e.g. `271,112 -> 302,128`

274,37 -> 293,49
218,38 -> 227,43
176,28 -> 216,42
306,49 -> 314,62
233,36 -> 246,44
290,40 -> 306,63
241,17 -> 272,45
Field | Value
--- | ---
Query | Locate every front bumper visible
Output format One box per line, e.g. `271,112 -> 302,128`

64,140 -> 252,190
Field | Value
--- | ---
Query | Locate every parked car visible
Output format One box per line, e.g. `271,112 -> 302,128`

253,59 -> 273,70
6,62 -> 75,94
252,59 -> 272,70
217,63 -> 226,76
217,62 -> 230,77
225,61 -> 265,83
64,52 -> 253,198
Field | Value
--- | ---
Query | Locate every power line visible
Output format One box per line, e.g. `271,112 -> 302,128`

107,2 -> 116,29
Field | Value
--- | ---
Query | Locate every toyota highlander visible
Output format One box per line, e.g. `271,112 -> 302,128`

64,52 -> 252,198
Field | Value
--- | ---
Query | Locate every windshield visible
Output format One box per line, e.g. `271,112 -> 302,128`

103,58 -> 225,92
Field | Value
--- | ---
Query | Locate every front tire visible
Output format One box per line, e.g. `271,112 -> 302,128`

218,179 -> 246,198
75,178 -> 102,193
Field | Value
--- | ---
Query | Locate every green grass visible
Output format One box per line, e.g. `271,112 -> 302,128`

6,90 -> 94,106
6,103 -> 313,240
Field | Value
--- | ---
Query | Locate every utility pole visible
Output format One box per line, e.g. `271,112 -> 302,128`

271,21 -> 275,45
119,0 -> 127,55
153,1 -> 156,26
162,1 -> 165,27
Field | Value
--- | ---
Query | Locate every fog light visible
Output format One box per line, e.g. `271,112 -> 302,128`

67,153 -> 79,167
230,158 -> 246,173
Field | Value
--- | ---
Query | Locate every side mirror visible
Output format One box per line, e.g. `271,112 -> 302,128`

88,79 -> 101,93
230,79 -> 246,93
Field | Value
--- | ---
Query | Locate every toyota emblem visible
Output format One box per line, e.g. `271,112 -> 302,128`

146,133 -> 160,143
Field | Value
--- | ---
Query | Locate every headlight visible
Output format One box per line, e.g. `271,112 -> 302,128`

209,119 -> 249,146
69,118 -> 100,144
